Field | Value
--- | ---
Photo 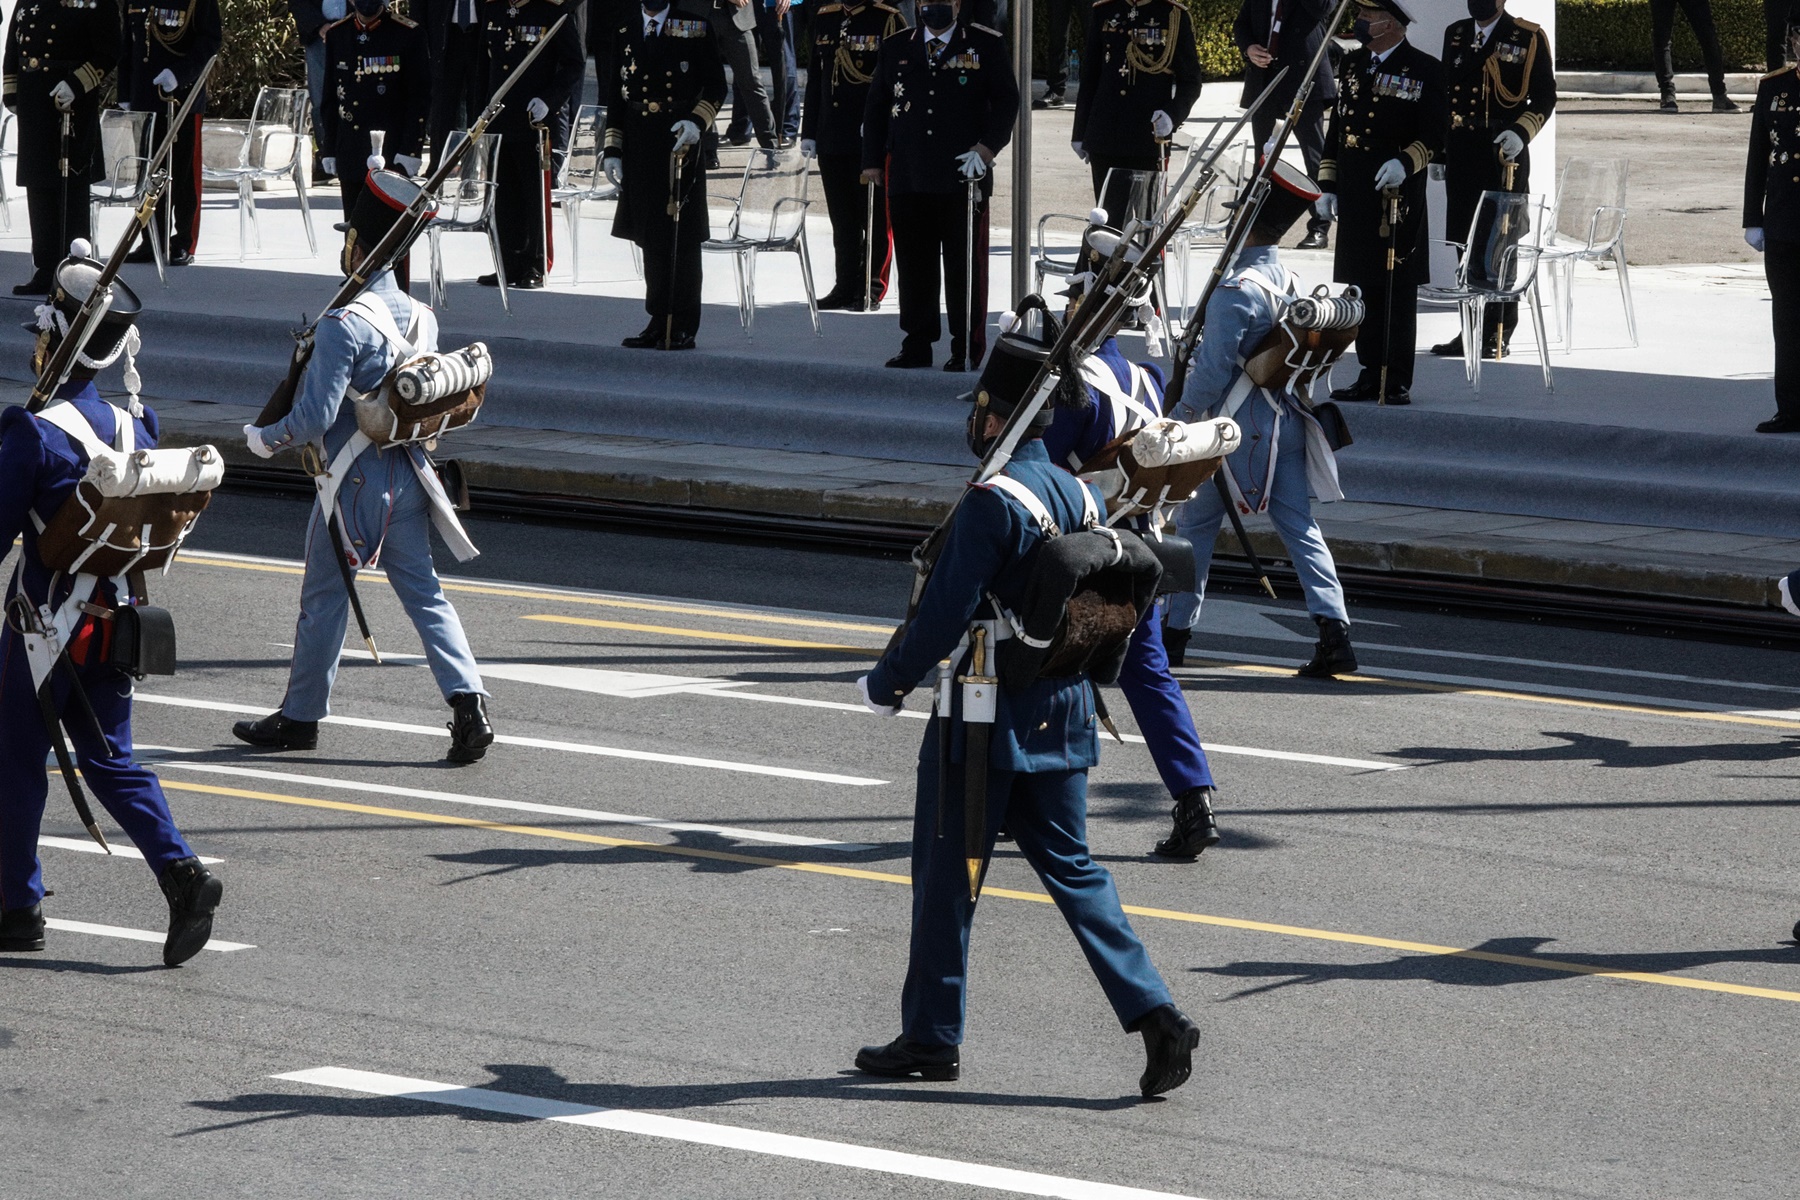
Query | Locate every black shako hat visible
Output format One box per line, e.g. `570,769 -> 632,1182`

1356,0 -> 1415,24
339,168 -> 436,268
961,305 -> 1060,433
25,241 -> 144,374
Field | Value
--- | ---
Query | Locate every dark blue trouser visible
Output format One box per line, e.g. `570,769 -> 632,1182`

0,626 -> 193,911
901,729 -> 1172,1046
1117,605 -> 1214,796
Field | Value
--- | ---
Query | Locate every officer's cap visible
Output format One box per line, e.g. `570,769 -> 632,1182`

340,168 -> 438,267
1356,0 -> 1414,24
23,240 -> 144,374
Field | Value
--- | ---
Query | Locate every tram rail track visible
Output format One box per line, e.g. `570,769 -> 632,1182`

220,464 -> 1800,650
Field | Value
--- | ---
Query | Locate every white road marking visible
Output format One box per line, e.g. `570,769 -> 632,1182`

37,835 -> 222,864
131,693 -> 888,787
330,649 -> 755,699
44,917 -> 252,952
276,1067 -> 1203,1200
1344,640 -> 1800,699
143,759 -> 876,852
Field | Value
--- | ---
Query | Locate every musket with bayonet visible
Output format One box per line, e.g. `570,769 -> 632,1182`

25,55 -> 220,415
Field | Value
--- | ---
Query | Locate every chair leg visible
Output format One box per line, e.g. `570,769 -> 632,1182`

429,227 -> 446,308
744,246 -> 758,339
798,231 -> 821,337
566,197 -> 582,285
731,250 -> 748,333
1613,242 -> 1639,348
1463,298 -> 1484,391
486,221 -> 510,314
1558,258 -> 1575,352
294,172 -> 318,256
632,242 -> 644,280
1529,282 -> 1555,392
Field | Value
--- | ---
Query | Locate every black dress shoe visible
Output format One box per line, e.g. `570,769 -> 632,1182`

1131,1004 -> 1199,1098
726,130 -> 753,146
1031,92 -> 1065,110
1377,385 -> 1411,405
478,272 -> 501,287
1295,229 -> 1329,250
1713,96 -> 1741,113
1330,378 -> 1378,403
1163,625 -> 1189,668
622,323 -> 663,349
447,692 -> 494,764
232,710 -> 319,750
658,330 -> 697,350
510,271 -> 545,290
942,357 -> 967,373
0,904 -> 45,952
816,291 -> 852,311
1152,786 -> 1221,859
12,271 -> 51,296
885,349 -> 931,368
854,1036 -> 960,1081
1430,334 -> 1463,357
168,249 -> 193,267
126,242 -> 158,264
159,857 -> 222,967
1659,92 -> 1680,112
1756,414 -> 1800,433
1297,615 -> 1358,678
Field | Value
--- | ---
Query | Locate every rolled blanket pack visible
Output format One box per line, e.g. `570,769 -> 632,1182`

393,343 -> 493,407
85,444 -> 225,498
1128,417 -> 1241,468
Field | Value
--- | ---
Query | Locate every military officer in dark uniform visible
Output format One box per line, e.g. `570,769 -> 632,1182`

1233,0 -> 1337,249
1745,24 -> 1800,434
852,333 -> 1201,1097
1431,0 -> 1553,359
1318,0 -> 1442,405
2,0 -> 120,294
602,0 -> 727,349
425,0 -> 487,164
861,0 -> 1019,372
801,0 -> 907,310
1071,0 -> 1203,227
118,0 -> 221,266
482,0 -> 585,289
320,0 -> 430,216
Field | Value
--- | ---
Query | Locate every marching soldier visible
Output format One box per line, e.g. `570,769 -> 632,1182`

1042,328 -> 1225,860
118,0 -> 222,267
319,0 -> 430,216
861,0 -> 1018,372
801,0 -> 907,310
853,333 -> 1201,1097
481,0 -> 585,290
0,247 -> 223,965
2,0 -> 120,295
602,0 -> 727,350
236,172 -> 495,763
1070,0 -> 1203,225
1319,0 -> 1443,405
1746,23 -> 1800,433
1430,0 -> 1553,359
1167,163 -> 1360,679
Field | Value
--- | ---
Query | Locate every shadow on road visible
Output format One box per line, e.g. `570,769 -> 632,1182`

1194,935 -> 1800,1000
1388,731 -> 1800,770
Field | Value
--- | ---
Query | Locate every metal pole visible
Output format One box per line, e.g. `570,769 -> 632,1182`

1009,0 -> 1032,306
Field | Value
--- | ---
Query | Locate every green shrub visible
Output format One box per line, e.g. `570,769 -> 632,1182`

1031,0 -> 1338,88
1558,0 -> 1767,71
212,0 -> 308,119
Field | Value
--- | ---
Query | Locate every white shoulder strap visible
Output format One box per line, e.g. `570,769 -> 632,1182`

982,474 -> 1061,537
37,399 -> 133,455
343,293 -> 419,360
1077,357 -> 1160,436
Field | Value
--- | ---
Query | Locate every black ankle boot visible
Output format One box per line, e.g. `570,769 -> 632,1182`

447,692 -> 494,763
1152,787 -> 1221,859
0,904 -> 45,952
159,858 -> 222,967
1297,616 -> 1357,678
854,1036 -> 960,1080
232,710 -> 319,750
1130,1003 -> 1199,1097
1163,624 -> 1190,668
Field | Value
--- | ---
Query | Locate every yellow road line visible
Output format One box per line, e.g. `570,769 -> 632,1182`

521,613 -> 880,654
164,778 -> 1800,1008
1211,661 -> 1800,732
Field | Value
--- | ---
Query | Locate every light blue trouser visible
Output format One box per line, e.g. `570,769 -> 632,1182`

281,448 -> 485,722
1166,407 -> 1349,630
304,39 -> 326,145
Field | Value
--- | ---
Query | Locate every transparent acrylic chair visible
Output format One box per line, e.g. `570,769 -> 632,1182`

426,132 -> 506,311
1539,157 -> 1634,351
0,109 -> 14,231
1436,189 -> 1554,391
199,86 -> 317,260
701,145 -> 820,338
90,108 -> 164,282
552,104 -> 617,285
1166,135 -> 1252,322
1037,167 -> 1167,310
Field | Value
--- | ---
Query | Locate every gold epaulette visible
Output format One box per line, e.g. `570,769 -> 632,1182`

1093,0 -> 1119,6
970,22 -> 1002,35
1512,17 -> 1541,32
817,4 -> 843,11
872,1 -> 901,11
390,12 -> 419,27
1760,64 -> 1797,81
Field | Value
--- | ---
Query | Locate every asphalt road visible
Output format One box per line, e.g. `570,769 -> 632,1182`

7,489 -> 1800,1199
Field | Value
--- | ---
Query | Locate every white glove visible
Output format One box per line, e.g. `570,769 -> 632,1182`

671,119 -> 701,150
604,157 -> 623,186
856,675 -> 902,716
321,156 -> 337,176
1494,129 -> 1524,161
1150,109 -> 1173,138
955,149 -> 987,180
50,81 -> 75,111
1071,139 -> 1087,162
1373,157 -> 1406,191
527,97 -> 550,123
799,138 -> 816,158
1314,193 -> 1337,221
153,68 -> 179,94
1746,226 -> 1766,252
395,153 -> 421,175
243,425 -> 274,459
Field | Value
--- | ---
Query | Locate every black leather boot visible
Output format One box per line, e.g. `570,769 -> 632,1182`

1131,1003 -> 1199,1098
854,1036 -> 960,1081
1297,616 -> 1357,678
159,858 -> 222,967
232,710 -> 319,750
447,692 -> 494,764
1152,787 -> 1221,859
1163,624 -> 1190,668
0,904 -> 45,952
